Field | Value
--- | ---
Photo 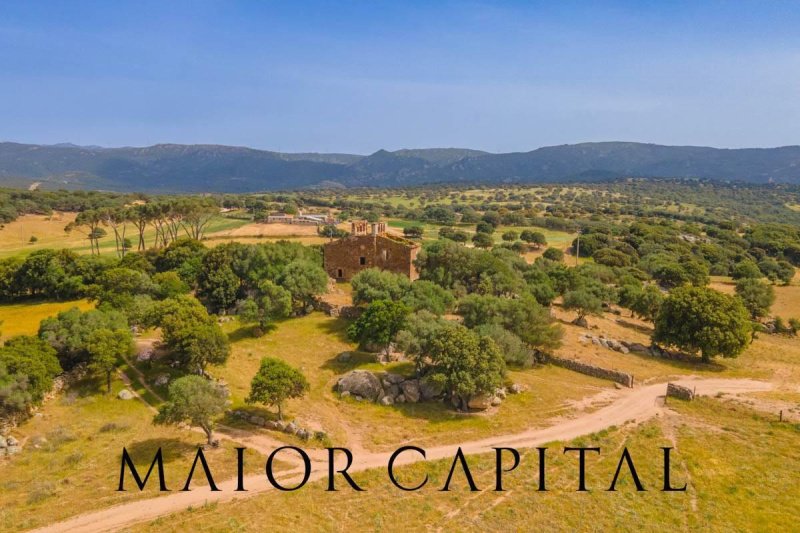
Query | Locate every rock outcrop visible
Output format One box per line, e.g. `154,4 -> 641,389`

336,370 -> 383,402
336,370 -> 514,410
117,389 -> 135,400
0,435 -> 21,457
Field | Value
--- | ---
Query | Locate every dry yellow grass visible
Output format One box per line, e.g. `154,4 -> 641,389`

132,398 -> 800,532
204,235 -> 330,247
552,281 -> 800,390
0,212 -> 251,258
211,313 -> 612,452
210,222 -> 323,237
0,299 -> 94,340
0,213 -> 83,257
0,375 -> 267,532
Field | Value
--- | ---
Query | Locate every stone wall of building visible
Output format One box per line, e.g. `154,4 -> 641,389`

545,355 -> 634,388
666,382 -> 695,401
323,233 -> 419,281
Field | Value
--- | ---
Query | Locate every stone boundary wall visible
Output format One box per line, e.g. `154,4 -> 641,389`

545,355 -> 634,388
312,298 -> 362,319
666,382 -> 695,401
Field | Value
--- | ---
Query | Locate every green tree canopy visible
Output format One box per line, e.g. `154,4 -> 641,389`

562,289 -> 604,324
731,259 -> 763,280
472,232 -> 494,249
542,247 -> 564,261
629,284 -> 665,322
39,307 -> 129,369
87,328 -> 134,392
347,300 -> 410,355
457,293 -> 562,351
155,296 -> 230,372
520,230 -> 547,248
154,375 -> 228,445
0,336 -> 61,416
735,278 -> 776,319
246,357 -> 309,420
395,311 -> 457,374
238,280 -> 292,334
401,280 -> 455,315
278,259 -> 328,311
351,268 -> 411,305
426,325 -> 505,411
403,225 -> 425,239
501,230 -> 519,242
653,286 -> 751,361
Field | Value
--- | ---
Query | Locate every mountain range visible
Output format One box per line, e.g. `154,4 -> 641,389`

1,141 -> 799,193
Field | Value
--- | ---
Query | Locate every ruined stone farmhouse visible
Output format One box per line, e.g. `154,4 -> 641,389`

323,221 -> 420,281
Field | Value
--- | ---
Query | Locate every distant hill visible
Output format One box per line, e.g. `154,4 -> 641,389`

0,141 -> 799,192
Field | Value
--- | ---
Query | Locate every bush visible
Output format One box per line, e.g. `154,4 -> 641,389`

27,481 -> 57,504
542,248 -> 564,261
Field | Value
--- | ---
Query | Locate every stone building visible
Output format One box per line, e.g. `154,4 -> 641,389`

323,221 -> 420,281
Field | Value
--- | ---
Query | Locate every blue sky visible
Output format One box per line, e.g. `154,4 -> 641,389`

1,1 -> 798,153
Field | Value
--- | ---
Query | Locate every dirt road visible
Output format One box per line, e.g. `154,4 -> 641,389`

29,377 -> 771,533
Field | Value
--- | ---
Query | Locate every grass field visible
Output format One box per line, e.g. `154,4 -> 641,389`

2,196 -> 800,531
205,313 -> 613,452
0,299 -> 94,340
0,374 -> 268,533
0,213 -> 251,259
553,291 -> 800,391
131,398 -> 800,532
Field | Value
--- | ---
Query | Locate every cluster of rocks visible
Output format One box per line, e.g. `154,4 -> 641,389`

580,332 -> 691,361
461,384 -> 527,410
0,435 -> 21,457
337,370 -> 441,405
578,334 -> 635,354
336,370 -> 526,411
230,410 -> 325,442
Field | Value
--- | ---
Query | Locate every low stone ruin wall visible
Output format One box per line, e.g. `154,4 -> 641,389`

546,355 -> 634,388
666,382 -> 695,401
229,409 -> 326,442
313,298 -> 362,319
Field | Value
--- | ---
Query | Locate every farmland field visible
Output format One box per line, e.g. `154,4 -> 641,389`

2,182 -> 800,532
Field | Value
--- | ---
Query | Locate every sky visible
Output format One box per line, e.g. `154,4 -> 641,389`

1,1 -> 799,154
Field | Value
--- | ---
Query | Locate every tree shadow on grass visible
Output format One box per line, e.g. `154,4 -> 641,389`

614,317 -> 655,335
123,438 -> 199,464
220,405 -> 278,427
313,316 -> 353,343
388,400 -> 472,424
227,324 -> 276,343
320,351 -> 379,373
67,376 -> 108,398
624,349 -> 728,373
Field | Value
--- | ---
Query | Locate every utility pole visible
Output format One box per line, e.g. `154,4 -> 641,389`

575,229 -> 581,266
